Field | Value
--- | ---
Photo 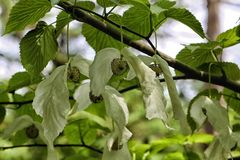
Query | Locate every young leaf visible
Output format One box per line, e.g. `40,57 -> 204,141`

56,11 -> 73,37
102,86 -> 131,143
8,71 -> 42,92
33,65 -> 70,148
216,25 -> 240,48
154,55 -> 190,134
90,48 -> 120,96
20,22 -> 58,75
4,0 -> 52,34
121,48 -> 167,121
165,8 -> 205,38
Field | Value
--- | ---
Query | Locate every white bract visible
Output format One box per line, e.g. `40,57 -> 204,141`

33,65 -> 70,151
121,48 -> 167,121
90,48 -> 120,96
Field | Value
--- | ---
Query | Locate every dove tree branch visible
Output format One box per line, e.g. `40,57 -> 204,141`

58,1 -> 240,93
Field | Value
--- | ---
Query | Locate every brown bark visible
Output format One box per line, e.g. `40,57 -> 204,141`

207,0 -> 220,40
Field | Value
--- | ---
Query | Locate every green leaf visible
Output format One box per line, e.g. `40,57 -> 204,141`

176,42 -> 220,72
0,92 -> 9,102
33,65 -> 70,148
20,23 -> 58,75
56,11 -> 73,37
223,89 -> 240,114
4,0 -> 52,34
90,48 -> 120,96
121,48 -> 167,121
8,71 -> 42,92
82,23 -> 124,51
198,62 -> 240,81
155,0 -> 176,9
187,133 -> 213,144
122,2 -> 151,37
154,55 -> 190,134
50,0 -> 60,5
76,1 -> 95,10
102,86 -> 131,143
97,0 -> 116,7
165,8 -> 205,38
64,124 -> 81,144
216,25 -> 240,48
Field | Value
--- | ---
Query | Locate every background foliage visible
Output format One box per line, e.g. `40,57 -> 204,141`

0,0 -> 240,160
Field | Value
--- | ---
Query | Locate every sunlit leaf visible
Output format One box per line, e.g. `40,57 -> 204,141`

90,48 -> 120,96
33,65 -> 70,148
20,22 -> 58,75
5,0 -> 52,34
121,48 -> 167,121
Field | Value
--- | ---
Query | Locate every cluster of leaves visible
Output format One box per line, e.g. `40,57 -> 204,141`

0,0 -> 240,160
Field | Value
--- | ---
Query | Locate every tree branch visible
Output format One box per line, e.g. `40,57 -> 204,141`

58,1 -> 240,93
0,144 -> 103,154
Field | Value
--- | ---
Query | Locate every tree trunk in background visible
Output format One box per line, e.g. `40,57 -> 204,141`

205,0 -> 220,135
207,0 -> 220,40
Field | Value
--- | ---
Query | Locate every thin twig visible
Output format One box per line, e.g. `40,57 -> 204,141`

0,144 -> 103,154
